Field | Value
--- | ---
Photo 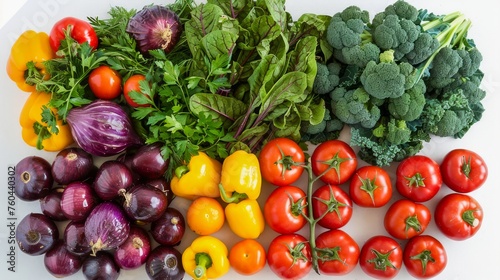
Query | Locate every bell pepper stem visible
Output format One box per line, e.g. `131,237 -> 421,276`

218,184 -> 248,203
175,165 -> 190,179
194,252 -> 212,279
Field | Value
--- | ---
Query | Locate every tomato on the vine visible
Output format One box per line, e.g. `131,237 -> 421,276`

312,184 -> 353,229
229,239 -> 266,276
403,235 -> 447,279
264,185 -> 308,234
349,165 -> 392,207
359,235 -> 403,279
315,229 -> 360,276
384,199 -> 431,240
88,65 -> 122,100
311,140 -> 357,185
396,155 -> 442,202
440,149 -> 488,193
267,234 -> 312,279
434,193 -> 483,241
259,138 -> 305,187
123,74 -> 151,107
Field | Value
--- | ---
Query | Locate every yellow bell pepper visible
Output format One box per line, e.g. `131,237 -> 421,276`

219,150 -> 261,202
19,91 -> 73,151
182,236 -> 230,280
6,30 -> 55,92
224,199 -> 265,239
170,152 -> 222,200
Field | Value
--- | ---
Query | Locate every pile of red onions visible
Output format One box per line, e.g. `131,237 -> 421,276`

13,144 -> 185,279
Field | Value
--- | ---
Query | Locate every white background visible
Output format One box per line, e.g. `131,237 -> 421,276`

0,0 -> 499,279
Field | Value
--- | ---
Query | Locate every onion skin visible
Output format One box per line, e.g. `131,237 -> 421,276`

64,220 -> 91,257
126,5 -> 182,55
66,100 -> 143,157
44,240 -> 83,278
61,181 -> 99,221
51,147 -> 94,185
150,207 -> 185,246
40,187 -> 67,221
132,143 -> 169,179
145,245 -> 184,280
113,226 -> 151,270
93,160 -> 134,201
15,156 -> 53,201
85,202 -> 131,256
82,251 -> 120,280
145,177 -> 174,204
16,213 -> 59,256
122,184 -> 168,223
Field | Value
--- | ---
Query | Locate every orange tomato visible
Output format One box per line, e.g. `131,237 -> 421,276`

229,239 -> 266,275
88,65 -> 122,100
186,197 -> 225,235
123,74 -> 151,107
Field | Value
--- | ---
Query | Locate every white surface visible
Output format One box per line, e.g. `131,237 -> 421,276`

0,1 -> 499,279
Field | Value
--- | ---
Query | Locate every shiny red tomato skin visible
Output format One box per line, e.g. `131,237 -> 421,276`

123,74 -> 151,107
434,193 -> 483,241
396,155 -> 442,202
440,149 -> 488,193
403,235 -> 447,279
359,235 -> 403,279
350,165 -> 392,207
49,17 -> 98,52
267,234 -> 312,279
315,229 -> 360,276
311,140 -> 357,185
259,138 -> 305,187
88,65 -> 122,100
384,199 -> 431,240
264,185 -> 308,234
312,184 -> 353,229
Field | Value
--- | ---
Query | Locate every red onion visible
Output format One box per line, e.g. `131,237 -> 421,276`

122,184 -> 168,223
145,177 -> 174,204
145,245 -> 184,280
85,202 -> 130,256
44,240 -> 83,278
66,100 -> 143,157
14,156 -> 53,201
113,226 -> 151,270
64,220 -> 91,256
82,251 -> 120,280
93,160 -> 134,201
51,147 -> 94,185
16,213 -> 59,255
132,143 -> 169,179
61,181 -> 99,221
150,207 -> 185,246
126,5 -> 182,55
40,187 -> 67,221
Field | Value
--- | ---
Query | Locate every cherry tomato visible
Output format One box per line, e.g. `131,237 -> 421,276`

396,155 -> 442,202
123,74 -> 151,107
440,149 -> 488,193
88,65 -> 122,100
311,140 -> 357,185
264,185 -> 308,234
229,239 -> 266,276
384,199 -> 431,240
349,165 -> 392,207
312,184 -> 353,229
359,235 -> 403,279
259,138 -> 305,187
315,229 -> 360,276
434,193 -> 483,241
267,234 -> 312,279
186,197 -> 225,236
403,235 -> 447,279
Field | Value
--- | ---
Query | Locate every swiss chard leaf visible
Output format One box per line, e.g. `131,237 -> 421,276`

189,93 -> 247,128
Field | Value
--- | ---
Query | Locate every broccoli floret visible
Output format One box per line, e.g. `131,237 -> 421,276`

372,15 -> 420,60
371,0 -> 419,28
334,43 -> 381,68
350,126 -> 402,166
373,118 -> 412,145
426,47 -> 463,89
313,62 -> 341,95
301,109 -> 343,144
330,87 -> 381,128
403,33 -> 439,65
456,48 -> 482,77
388,79 -> 426,121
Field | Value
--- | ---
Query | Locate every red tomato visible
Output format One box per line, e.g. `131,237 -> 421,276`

434,193 -> 483,241
359,235 -> 403,279
396,155 -> 442,202
267,234 -> 312,279
88,65 -> 122,100
384,199 -> 431,240
440,149 -> 488,193
49,17 -> 98,52
259,138 -> 305,187
229,239 -> 266,276
403,235 -> 447,279
349,165 -> 392,207
311,140 -> 357,185
123,74 -> 151,107
315,229 -> 360,276
312,184 -> 353,229
264,185 -> 308,234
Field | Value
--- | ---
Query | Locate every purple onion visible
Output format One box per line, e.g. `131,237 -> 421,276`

44,240 -> 83,278
85,202 -> 130,256
145,177 -> 174,204
15,156 -> 53,201
93,160 -> 134,201
82,251 -> 120,280
122,184 -> 168,223
113,226 -> 151,270
66,100 -> 143,157
64,220 -> 91,256
61,181 -> 99,221
51,147 -> 94,185
16,213 -> 59,256
40,187 -> 67,221
145,245 -> 184,280
150,208 -> 185,246
132,143 -> 169,179
126,5 -> 182,55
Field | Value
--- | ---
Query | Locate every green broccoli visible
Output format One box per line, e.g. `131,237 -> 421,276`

388,79 -> 426,121
456,48 -> 482,77
372,14 -> 420,60
333,43 -> 381,68
371,0 -> 419,28
442,72 -> 485,105
403,32 -> 439,65
301,109 -> 344,144
330,87 -> 381,128
313,62 -> 341,95
426,47 -> 463,89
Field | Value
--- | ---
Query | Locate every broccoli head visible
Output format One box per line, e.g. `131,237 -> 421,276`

330,87 -> 381,128
301,109 -> 344,144
334,42 -> 381,68
403,33 -> 439,65
456,48 -> 483,77
313,62 -> 342,95
388,79 -> 426,121
371,0 -> 419,28
372,15 -> 420,60
425,47 -> 463,89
